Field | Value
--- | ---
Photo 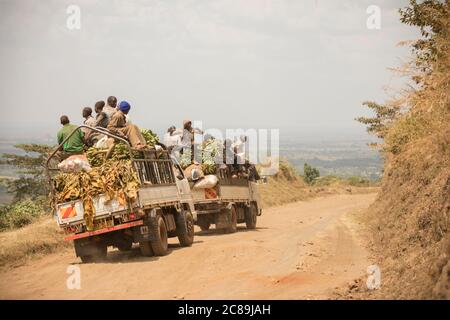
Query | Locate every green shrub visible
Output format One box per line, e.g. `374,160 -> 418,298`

303,163 -> 320,184
0,197 -> 47,230
347,176 -> 371,187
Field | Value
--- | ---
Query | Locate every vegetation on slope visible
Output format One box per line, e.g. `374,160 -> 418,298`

356,0 -> 449,299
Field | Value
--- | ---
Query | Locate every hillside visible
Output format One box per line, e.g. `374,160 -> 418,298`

349,1 -> 450,299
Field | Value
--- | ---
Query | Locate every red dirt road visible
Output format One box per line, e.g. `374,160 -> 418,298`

0,193 -> 376,299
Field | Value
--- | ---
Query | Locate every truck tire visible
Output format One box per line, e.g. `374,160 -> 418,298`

78,243 -> 107,263
176,210 -> 195,247
139,241 -> 154,257
245,203 -> 258,229
224,205 -> 237,234
150,215 -> 169,256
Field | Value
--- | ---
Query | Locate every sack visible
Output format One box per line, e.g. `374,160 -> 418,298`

58,154 -> 92,173
193,175 -> 219,189
94,135 -> 109,149
184,164 -> 204,181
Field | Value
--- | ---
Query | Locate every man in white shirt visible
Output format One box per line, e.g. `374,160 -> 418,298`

164,126 -> 181,149
104,96 -> 118,121
82,107 -> 96,133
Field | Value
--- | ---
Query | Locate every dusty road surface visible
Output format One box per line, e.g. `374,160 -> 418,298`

0,193 -> 376,299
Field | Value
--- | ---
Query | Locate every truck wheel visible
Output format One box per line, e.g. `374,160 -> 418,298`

78,243 -> 107,263
245,203 -> 258,229
176,210 -> 195,247
150,215 -> 169,256
117,239 -> 133,252
198,222 -> 210,231
224,205 -> 237,234
139,241 -> 154,257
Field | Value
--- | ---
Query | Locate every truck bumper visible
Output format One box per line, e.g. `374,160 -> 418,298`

65,220 -> 144,241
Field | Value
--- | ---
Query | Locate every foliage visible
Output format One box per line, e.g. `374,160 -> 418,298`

201,139 -> 222,174
0,197 -> 47,230
54,160 -> 139,231
303,163 -> 320,185
140,129 -> 159,146
355,101 -> 399,142
0,144 -> 53,201
358,0 -> 450,153
399,0 -> 449,74
179,149 -> 192,169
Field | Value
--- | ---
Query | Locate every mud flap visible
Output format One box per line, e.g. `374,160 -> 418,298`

214,210 -> 232,229
133,220 -> 156,243
74,238 -> 104,257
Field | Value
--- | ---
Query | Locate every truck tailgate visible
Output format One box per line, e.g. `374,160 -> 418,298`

56,194 -> 127,225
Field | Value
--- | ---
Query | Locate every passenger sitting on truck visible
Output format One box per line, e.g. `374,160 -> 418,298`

104,96 -> 118,121
56,115 -> 85,161
107,101 -> 147,149
81,107 -> 99,147
94,101 -> 108,128
81,107 -> 96,133
223,139 -> 240,178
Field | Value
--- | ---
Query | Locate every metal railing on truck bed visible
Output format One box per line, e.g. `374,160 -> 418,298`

216,166 -> 249,186
45,125 -> 176,201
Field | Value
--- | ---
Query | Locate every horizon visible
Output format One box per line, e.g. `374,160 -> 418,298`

1,0 -> 418,141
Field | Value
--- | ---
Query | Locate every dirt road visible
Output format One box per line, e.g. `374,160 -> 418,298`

0,193 -> 376,299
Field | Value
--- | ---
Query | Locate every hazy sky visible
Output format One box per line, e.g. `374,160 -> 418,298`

0,0 -> 418,141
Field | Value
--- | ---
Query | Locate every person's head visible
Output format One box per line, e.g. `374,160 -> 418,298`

167,126 -> 176,135
118,101 -> 131,114
183,120 -> 192,130
94,101 -> 105,113
240,135 -> 247,143
107,96 -> 117,108
82,107 -> 92,118
60,115 -> 70,126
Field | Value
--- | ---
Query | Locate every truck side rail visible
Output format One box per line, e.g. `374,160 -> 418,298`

45,125 -> 177,194
134,159 -> 176,186
45,125 -> 133,171
216,166 -> 249,186
45,126 -> 133,208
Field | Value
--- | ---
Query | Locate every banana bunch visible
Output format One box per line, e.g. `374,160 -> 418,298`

53,160 -> 140,230
179,149 -> 192,169
141,129 -> 159,146
201,139 -> 222,174
86,147 -> 106,167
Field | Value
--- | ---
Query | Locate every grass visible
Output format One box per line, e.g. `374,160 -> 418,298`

0,216 -> 70,268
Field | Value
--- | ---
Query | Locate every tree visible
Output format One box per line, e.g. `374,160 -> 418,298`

355,101 -> 399,142
357,0 -> 449,148
0,144 -> 53,201
303,163 -> 320,185
399,0 -> 449,75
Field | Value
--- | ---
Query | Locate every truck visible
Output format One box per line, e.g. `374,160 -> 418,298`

190,169 -> 263,233
46,126 -> 263,263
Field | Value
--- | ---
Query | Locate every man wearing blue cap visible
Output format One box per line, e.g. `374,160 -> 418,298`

107,101 -> 147,149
